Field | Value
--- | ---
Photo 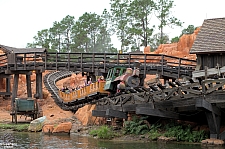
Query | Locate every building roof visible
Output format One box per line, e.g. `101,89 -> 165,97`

190,17 -> 225,54
0,44 -> 46,54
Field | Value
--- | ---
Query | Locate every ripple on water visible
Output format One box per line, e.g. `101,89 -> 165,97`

0,131 -> 203,149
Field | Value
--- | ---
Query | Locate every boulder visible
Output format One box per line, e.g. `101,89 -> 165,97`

42,124 -> 54,133
52,122 -> 72,133
214,139 -> 224,145
201,138 -> 224,145
28,116 -> 46,132
74,105 -> 95,126
42,90 -> 49,99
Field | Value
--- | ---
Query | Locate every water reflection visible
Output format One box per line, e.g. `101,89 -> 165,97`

0,130 -> 210,149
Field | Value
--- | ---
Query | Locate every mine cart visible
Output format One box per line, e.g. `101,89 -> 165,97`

11,98 -> 42,124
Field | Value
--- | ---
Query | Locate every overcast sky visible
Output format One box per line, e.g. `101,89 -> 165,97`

0,0 -> 224,49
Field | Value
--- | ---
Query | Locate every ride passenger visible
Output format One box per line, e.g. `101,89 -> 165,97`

87,78 -> 92,86
98,76 -> 104,82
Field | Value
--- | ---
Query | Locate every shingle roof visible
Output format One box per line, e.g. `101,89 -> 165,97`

190,17 -> 225,54
0,44 -> 46,54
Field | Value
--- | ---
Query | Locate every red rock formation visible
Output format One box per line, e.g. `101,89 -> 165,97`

144,27 -> 200,60
75,104 -> 104,126
52,122 -> 72,133
42,124 -> 54,133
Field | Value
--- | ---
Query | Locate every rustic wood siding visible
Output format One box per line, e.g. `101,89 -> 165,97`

197,54 -> 225,69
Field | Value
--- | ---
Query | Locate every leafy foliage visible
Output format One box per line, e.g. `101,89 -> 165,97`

155,0 -> 183,44
148,124 -> 162,140
163,123 -> 207,142
89,125 -> 115,139
181,25 -> 196,36
124,116 -> 150,135
171,36 -> 179,43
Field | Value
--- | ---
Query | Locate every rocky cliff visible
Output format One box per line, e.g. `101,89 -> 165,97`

144,27 -> 200,60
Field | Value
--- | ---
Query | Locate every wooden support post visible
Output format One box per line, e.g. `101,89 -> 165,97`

205,111 -> 221,139
26,74 -> 32,98
161,55 -> 164,76
196,99 -> 221,139
178,58 -> 181,79
35,71 -> 43,99
11,74 -> 19,110
205,66 -> 208,80
39,72 -> 43,99
6,78 -> 11,96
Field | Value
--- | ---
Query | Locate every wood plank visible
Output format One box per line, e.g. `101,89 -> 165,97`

106,109 -> 127,119
136,107 -> 179,119
195,99 -> 221,116
176,105 -> 196,112
92,110 -> 107,117
0,92 -> 12,95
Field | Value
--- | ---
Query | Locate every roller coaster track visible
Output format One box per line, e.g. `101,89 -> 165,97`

43,71 -> 106,112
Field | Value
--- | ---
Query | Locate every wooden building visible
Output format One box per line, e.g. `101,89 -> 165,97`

190,17 -> 225,70
0,44 -> 46,100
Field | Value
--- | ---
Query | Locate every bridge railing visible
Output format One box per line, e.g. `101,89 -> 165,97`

6,52 -> 196,79
45,52 -> 196,68
7,52 -> 46,70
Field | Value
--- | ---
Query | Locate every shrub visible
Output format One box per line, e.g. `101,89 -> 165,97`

163,124 -> 206,142
89,125 -> 115,139
124,116 -> 150,135
148,124 -> 162,140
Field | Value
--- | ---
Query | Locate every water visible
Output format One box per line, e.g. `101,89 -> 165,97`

0,130 -> 209,149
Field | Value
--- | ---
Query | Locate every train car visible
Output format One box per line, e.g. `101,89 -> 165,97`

59,62 -> 141,102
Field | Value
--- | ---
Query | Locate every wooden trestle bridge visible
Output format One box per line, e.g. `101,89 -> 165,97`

0,46 -> 225,139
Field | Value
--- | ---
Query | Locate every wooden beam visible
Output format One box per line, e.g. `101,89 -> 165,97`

0,92 -> 12,95
195,99 -> 221,116
9,71 -> 32,75
26,74 -> 32,98
106,109 -> 127,119
11,74 -> 19,111
136,107 -> 179,119
205,111 -> 221,139
92,110 -> 107,117
0,74 -> 11,78
6,78 -> 11,94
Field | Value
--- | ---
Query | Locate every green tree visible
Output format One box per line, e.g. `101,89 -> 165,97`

59,15 -> 75,52
110,0 -> 130,53
49,15 -> 75,53
26,29 -> 51,49
71,12 -> 114,53
181,25 -> 195,36
98,9 -> 116,53
155,0 -> 183,44
150,33 -> 169,51
171,36 -> 179,43
127,0 -> 155,49
49,21 -> 64,52
73,12 -> 102,53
